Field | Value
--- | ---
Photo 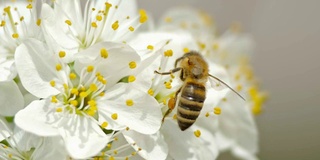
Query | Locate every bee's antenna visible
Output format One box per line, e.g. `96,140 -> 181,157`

209,74 -> 246,101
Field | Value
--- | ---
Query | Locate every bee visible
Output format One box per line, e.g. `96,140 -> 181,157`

155,51 -> 245,131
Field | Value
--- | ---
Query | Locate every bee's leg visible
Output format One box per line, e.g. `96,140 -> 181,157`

162,87 -> 182,123
154,67 -> 182,75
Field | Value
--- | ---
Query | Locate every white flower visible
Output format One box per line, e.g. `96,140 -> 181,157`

41,0 -> 147,62
0,1 -> 43,81
14,39 -> 162,159
0,127 -> 68,160
126,30 -> 231,159
0,81 -> 24,117
151,8 -> 265,160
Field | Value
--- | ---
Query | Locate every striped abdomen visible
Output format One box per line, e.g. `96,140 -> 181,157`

177,82 -> 206,131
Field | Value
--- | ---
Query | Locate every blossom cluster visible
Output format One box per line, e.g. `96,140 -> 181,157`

0,0 -> 266,160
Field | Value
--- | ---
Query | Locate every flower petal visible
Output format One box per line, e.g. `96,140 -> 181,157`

98,83 -> 162,134
123,131 -> 168,160
161,119 -> 219,160
41,3 -> 79,58
0,81 -> 24,116
0,58 -> 16,81
0,117 -> 12,141
15,39 -> 60,98
58,115 -> 111,159
14,100 -> 59,136
74,42 -> 141,88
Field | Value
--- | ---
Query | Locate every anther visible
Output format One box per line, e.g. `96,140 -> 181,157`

214,107 -> 221,115
164,49 -> 173,57
128,75 -> 136,82
139,9 -> 148,23
59,51 -> 66,58
96,15 -> 102,21
26,4 -> 33,9
111,113 -> 118,120
128,26 -> 134,32
112,21 -> 119,30
70,100 -> 78,107
50,80 -> 56,87
87,66 -> 94,72
126,99 -> 134,106
55,64 -> 62,71
147,89 -> 154,96
36,19 -> 41,26
91,22 -> 97,28
194,130 -> 201,137
12,33 -> 19,39
129,61 -> 136,69
56,107 -> 62,112
101,122 -> 108,128
146,45 -> 154,51
183,47 -> 190,53
100,48 -> 108,59
65,20 -> 72,26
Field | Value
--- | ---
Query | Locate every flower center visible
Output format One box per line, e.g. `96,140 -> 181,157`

50,64 -> 107,117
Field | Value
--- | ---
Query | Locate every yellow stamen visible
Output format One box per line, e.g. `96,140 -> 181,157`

101,121 -> 108,128
96,15 -> 102,21
194,130 -> 201,137
26,4 -> 33,9
128,26 -> 134,32
53,107 -> 63,113
89,84 -> 98,91
59,51 -> 66,58
100,48 -> 108,59
91,22 -> 97,28
111,113 -> 118,120
65,20 -> 72,26
183,47 -> 190,53
70,100 -> 78,107
128,75 -> 136,82
214,107 -> 221,115
55,64 -> 62,71
71,88 -> 79,95
205,112 -> 210,117
126,99 -> 134,106
147,45 -> 154,50
51,96 -> 58,103
87,66 -> 94,72
148,89 -> 154,96
112,21 -> 119,30
129,61 -> 136,69
164,49 -> 173,57
36,19 -> 41,26
99,91 -> 105,96
80,92 -> 88,98
0,21 -> 5,27
12,33 -> 19,39
69,73 -> 77,79
50,80 -> 55,87
139,9 -> 148,23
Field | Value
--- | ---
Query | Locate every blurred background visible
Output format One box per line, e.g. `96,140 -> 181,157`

138,0 -> 320,159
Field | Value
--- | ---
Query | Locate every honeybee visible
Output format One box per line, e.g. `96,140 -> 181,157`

155,51 -> 244,131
